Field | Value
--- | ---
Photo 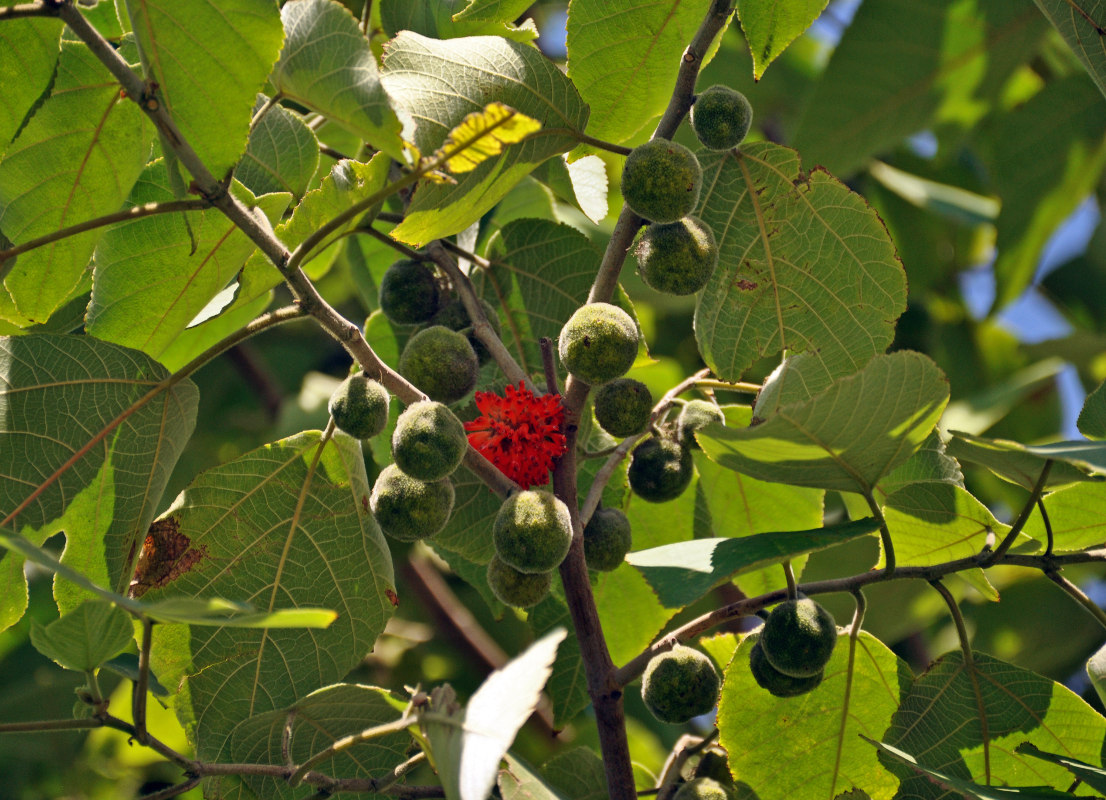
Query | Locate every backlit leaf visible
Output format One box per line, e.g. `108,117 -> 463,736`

738,0 -> 828,79
440,102 -> 542,174
29,599 -> 133,671
0,17 -> 62,158
1033,0 -> 1106,101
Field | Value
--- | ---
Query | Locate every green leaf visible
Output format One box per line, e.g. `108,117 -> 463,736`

1078,377 -> 1106,440
0,17 -> 62,158
876,432 -> 965,499
0,42 -> 151,324
541,747 -> 607,800
272,0 -> 403,158
453,0 -> 534,23
531,153 -> 609,224
235,95 -> 320,198
566,0 -> 725,144
0,334 -> 198,627
124,0 -> 283,180
439,102 -> 542,174
383,32 -> 588,245
1033,0 -> 1106,102
1022,482 -> 1106,552
941,359 -> 1069,437
1014,742 -> 1106,794
693,144 -> 906,383
29,599 -> 133,671
594,564 -> 676,665
946,431 -> 1106,489
625,518 -> 879,608
719,631 -> 913,800
499,753 -> 567,800
87,162 -> 290,363
697,352 -> 949,493
530,595 -> 589,728
883,650 -> 1106,798
433,466 -> 501,564
738,0 -> 828,79
101,654 -> 169,696
381,0 -> 538,43
141,431 -> 396,763
791,0 -> 1048,177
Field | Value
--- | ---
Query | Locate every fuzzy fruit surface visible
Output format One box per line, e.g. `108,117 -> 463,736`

432,298 -> 501,365
628,437 -> 693,502
558,302 -> 639,386
691,85 -> 753,151
678,399 -> 725,448
621,139 -> 703,223
635,217 -> 718,296
583,507 -> 632,572
748,639 -> 823,697
673,778 -> 730,800
392,401 -> 467,482
493,489 -> 573,574
380,259 -> 439,325
486,554 -> 552,608
328,374 -> 390,440
641,644 -> 720,724
399,326 -> 479,404
760,598 -> 837,678
370,464 -> 454,542
594,378 -> 653,437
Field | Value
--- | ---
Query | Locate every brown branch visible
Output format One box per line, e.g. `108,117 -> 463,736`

0,718 -> 104,732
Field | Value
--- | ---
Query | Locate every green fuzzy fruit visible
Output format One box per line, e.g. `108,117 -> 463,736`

678,399 -> 725,448
432,298 -> 502,365
628,436 -> 693,503
493,490 -> 573,574
748,640 -> 823,698
486,554 -> 552,608
621,139 -> 703,223
673,778 -> 731,800
583,507 -> 632,572
593,378 -> 652,437
635,217 -> 718,296
399,326 -> 479,404
640,644 -> 720,724
392,401 -> 467,481
694,747 -> 734,787
760,598 -> 837,678
691,85 -> 753,151
558,303 -> 639,386
328,374 -> 390,440
370,464 -> 454,542
380,259 -> 439,325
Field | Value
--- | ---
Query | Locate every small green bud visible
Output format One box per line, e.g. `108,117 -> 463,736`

432,298 -> 502,365
370,464 -> 454,542
678,400 -> 725,449
380,259 -> 439,325
583,507 -> 632,572
558,303 -> 639,386
621,139 -> 702,223
748,639 -> 823,698
328,374 -> 390,439
640,644 -> 720,724
493,490 -> 573,574
673,778 -> 731,800
634,217 -> 718,296
486,554 -> 552,608
691,85 -> 753,151
593,378 -> 653,437
392,401 -> 467,481
399,326 -> 479,404
760,598 -> 837,678
628,436 -> 693,503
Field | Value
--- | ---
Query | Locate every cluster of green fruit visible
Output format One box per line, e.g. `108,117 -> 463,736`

749,597 -> 838,697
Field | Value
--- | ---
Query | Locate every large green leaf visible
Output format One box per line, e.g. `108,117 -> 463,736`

380,0 -> 538,43
29,599 -> 133,672
1014,742 -> 1106,794
0,17 -> 62,157
541,747 -> 607,800
698,352 -> 949,493
566,0 -> 719,144
946,431 -> 1106,489
719,631 -> 913,800
499,754 -> 567,800
738,0 -> 828,79
530,594 -> 589,728
883,650 -> 1106,798
433,465 -> 501,564
0,42 -> 151,324
0,334 -> 198,628
1022,482 -> 1106,551
1033,0 -> 1106,101
594,564 -> 675,666
234,95 -> 320,198
125,0 -> 284,180
693,143 -> 906,383
272,0 -> 402,158
142,431 -> 396,763
453,0 -> 534,23
791,0 -> 1048,177
383,32 -> 589,245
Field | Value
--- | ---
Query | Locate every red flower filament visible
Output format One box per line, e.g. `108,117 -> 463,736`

464,381 -> 567,489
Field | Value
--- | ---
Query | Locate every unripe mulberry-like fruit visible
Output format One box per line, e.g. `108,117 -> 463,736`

486,554 -> 552,608
634,217 -> 718,296
678,399 -> 725,448
628,436 -> 693,503
399,326 -> 479,404
558,303 -> 639,386
691,85 -> 753,151
432,298 -> 502,365
380,259 -> 439,325
748,639 -> 823,697
640,644 -> 720,724
583,507 -> 632,572
593,378 -> 652,438
493,490 -> 573,573
370,464 -> 454,542
673,778 -> 730,800
760,597 -> 837,678
621,139 -> 702,223
328,374 -> 390,440
392,401 -> 467,481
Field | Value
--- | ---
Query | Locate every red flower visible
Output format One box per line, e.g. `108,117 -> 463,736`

464,381 -> 567,489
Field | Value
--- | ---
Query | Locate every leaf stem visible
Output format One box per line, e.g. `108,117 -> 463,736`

693,379 -> 762,394
565,130 -> 633,156
782,561 -> 798,600
0,718 -> 105,733
132,616 -> 154,744
137,776 -> 201,800
984,459 -> 1053,566
249,92 -> 283,132
287,716 -> 418,787
829,590 -> 867,797
864,489 -> 895,574
1038,497 -> 1055,557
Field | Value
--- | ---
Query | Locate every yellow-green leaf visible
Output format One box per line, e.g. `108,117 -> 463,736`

439,102 -> 542,173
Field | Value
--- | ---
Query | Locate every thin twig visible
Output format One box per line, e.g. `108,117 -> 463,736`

132,616 -> 154,744
138,776 -> 202,800
319,142 -> 354,162
0,2 -> 58,21
362,224 -> 426,261
250,92 -> 283,132
1038,498 -> 1055,558
0,718 -> 104,733
287,716 -> 417,786
540,337 -> 559,397
865,488 -> 895,575
782,561 -> 797,600
360,0 -> 372,34
984,460 -> 1053,565
693,379 -> 762,394
282,710 -> 297,768
656,732 -> 718,800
